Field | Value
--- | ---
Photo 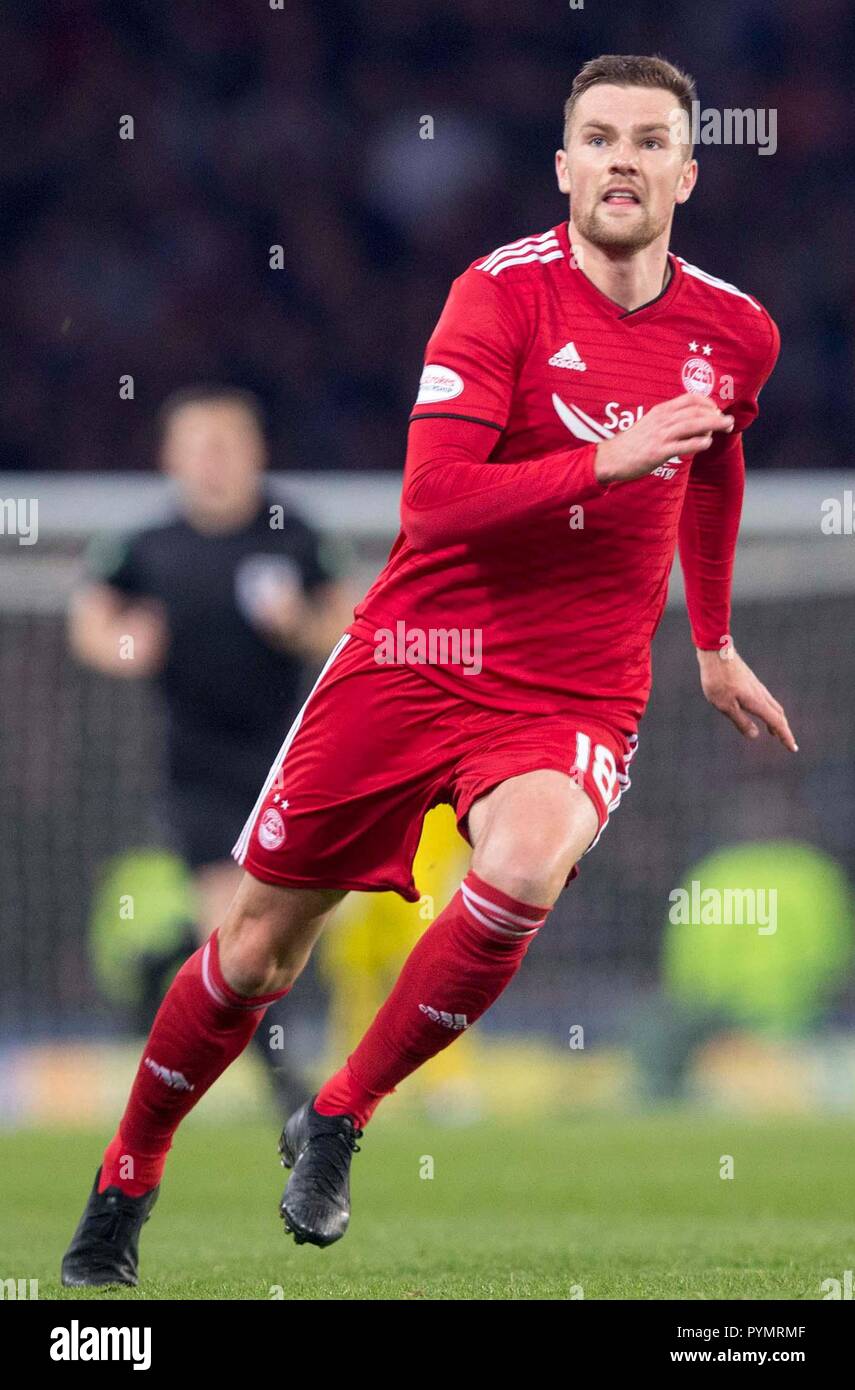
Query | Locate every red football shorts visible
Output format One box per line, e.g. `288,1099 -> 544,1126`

232,634 -> 639,901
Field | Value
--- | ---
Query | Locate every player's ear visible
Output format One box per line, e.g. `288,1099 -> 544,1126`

555,148 -> 572,196
674,157 -> 698,205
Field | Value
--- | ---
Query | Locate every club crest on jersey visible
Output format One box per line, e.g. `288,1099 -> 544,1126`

258,806 -> 286,851
415,363 -> 464,404
681,356 -> 715,396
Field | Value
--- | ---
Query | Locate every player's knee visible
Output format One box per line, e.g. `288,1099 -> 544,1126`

472,831 -> 576,907
471,785 -> 598,906
218,910 -> 307,995
217,879 -> 337,995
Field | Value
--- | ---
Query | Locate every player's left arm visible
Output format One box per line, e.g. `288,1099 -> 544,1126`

265,577 -> 355,662
250,524 -> 356,661
695,639 -> 798,751
679,310 -> 797,752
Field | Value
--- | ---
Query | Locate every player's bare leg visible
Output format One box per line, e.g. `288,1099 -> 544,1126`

280,770 -> 598,1247
216,875 -> 345,992
467,769 -> 598,903
61,878 -> 344,1286
191,862 -> 310,1113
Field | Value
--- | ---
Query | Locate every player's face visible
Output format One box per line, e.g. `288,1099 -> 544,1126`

162,403 -> 265,528
556,84 -> 696,252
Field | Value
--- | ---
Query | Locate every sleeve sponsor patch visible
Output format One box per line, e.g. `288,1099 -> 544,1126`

415,363 -> 464,404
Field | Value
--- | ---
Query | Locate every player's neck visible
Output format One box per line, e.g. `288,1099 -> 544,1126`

182,487 -> 264,536
567,219 -> 672,313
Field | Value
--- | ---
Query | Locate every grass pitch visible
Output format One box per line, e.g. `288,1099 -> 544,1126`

3,1111 -> 853,1300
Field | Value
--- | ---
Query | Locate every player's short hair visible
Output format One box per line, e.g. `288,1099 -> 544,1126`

563,54 -> 697,154
157,384 -> 267,439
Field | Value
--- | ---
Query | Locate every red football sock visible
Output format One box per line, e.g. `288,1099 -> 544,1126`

315,871 -> 549,1128
99,929 -> 289,1196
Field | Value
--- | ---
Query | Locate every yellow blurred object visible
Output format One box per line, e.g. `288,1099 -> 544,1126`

320,805 -> 479,1119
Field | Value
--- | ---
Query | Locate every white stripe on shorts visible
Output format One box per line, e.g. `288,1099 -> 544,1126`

232,632 -> 351,866
583,731 -> 639,856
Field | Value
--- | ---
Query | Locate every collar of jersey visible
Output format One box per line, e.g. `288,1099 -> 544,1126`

555,219 -> 683,324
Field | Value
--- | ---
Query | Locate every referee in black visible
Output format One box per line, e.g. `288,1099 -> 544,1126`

69,384 -> 351,1111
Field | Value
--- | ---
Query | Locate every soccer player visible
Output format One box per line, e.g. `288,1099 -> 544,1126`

62,55 -> 797,1283
68,385 -> 349,1114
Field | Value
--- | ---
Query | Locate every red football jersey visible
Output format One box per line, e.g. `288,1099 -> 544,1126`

349,219 -> 779,727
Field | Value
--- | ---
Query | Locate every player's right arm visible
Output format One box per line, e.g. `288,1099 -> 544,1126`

594,394 -> 734,482
401,267 -> 733,550
68,584 -> 167,678
403,266 -> 606,549
68,532 -> 168,678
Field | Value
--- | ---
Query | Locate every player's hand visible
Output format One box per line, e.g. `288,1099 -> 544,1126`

696,646 -> 798,752
249,578 -> 307,647
117,600 -> 169,675
594,393 -> 734,484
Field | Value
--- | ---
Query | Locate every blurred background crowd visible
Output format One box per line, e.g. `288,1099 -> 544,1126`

4,0 -> 854,477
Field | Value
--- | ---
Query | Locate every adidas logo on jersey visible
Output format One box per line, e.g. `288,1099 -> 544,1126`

548,341 -> 587,371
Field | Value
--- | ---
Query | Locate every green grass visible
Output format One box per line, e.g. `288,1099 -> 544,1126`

3,1112 -> 854,1299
